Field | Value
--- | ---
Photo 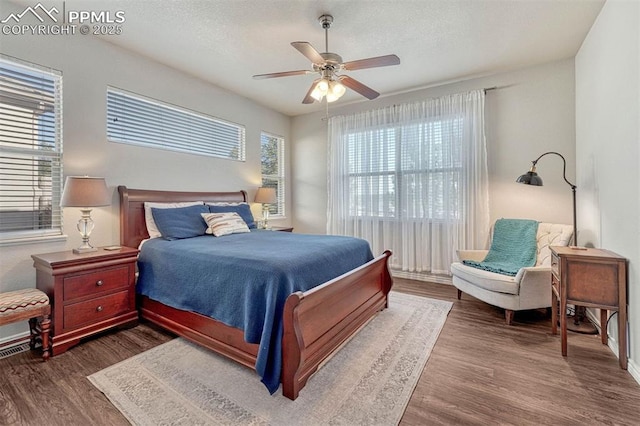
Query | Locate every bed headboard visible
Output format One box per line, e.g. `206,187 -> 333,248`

118,186 -> 248,248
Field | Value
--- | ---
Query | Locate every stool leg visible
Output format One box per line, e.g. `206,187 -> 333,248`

40,315 -> 51,361
29,318 -> 38,349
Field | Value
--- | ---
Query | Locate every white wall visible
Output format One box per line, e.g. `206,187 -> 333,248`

291,59 -> 577,236
0,21 -> 291,341
575,0 -> 640,381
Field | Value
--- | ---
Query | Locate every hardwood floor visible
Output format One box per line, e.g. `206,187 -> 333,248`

1,279 -> 638,425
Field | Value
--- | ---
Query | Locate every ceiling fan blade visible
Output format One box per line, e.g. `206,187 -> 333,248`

291,42 -> 325,64
339,76 -> 380,100
343,54 -> 400,71
252,70 -> 312,79
302,80 -> 319,104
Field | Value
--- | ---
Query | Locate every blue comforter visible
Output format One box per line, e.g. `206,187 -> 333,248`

136,230 -> 374,393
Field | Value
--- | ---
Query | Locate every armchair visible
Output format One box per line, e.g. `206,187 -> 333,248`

451,222 -> 573,325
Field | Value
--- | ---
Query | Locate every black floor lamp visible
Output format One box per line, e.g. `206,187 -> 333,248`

516,151 -> 597,334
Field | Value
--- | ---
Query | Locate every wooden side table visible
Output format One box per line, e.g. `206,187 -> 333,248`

550,246 -> 627,369
32,247 -> 139,356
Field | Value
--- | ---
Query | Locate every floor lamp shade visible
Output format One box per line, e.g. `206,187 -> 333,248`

61,177 -> 111,253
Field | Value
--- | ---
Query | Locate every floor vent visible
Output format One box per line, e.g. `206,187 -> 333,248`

0,343 -> 30,360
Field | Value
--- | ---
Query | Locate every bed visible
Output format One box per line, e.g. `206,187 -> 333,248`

118,186 -> 393,400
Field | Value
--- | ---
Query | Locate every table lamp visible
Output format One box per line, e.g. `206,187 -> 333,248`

254,187 -> 277,229
60,176 -> 111,253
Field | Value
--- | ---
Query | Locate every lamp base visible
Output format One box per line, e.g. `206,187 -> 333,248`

73,246 -> 98,254
565,314 -> 598,334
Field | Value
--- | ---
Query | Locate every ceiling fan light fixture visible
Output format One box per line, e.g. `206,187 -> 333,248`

325,80 -> 345,103
331,80 -> 346,97
310,79 -> 329,101
317,79 -> 329,92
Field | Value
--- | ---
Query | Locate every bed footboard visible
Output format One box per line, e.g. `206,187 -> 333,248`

281,250 -> 393,400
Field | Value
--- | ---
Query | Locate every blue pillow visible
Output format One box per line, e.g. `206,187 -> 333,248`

151,204 -> 210,240
208,203 -> 256,229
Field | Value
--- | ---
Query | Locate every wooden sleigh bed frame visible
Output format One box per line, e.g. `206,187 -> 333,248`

118,186 -> 393,400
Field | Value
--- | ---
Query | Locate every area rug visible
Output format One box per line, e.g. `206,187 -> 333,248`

88,292 -> 452,425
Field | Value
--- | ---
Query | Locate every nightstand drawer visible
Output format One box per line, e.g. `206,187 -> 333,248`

63,266 -> 129,301
63,291 -> 130,330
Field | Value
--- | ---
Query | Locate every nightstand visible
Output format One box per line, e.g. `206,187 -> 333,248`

32,247 -> 139,356
269,226 -> 294,232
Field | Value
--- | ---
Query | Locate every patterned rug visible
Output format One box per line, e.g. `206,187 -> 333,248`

88,292 -> 452,425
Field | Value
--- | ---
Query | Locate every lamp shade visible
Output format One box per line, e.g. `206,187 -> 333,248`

516,170 -> 543,186
254,187 -> 277,204
60,176 -> 111,207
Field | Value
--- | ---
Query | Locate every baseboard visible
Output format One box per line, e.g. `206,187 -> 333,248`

627,358 -> 640,385
585,309 -> 639,386
0,331 -> 30,359
391,270 -> 452,285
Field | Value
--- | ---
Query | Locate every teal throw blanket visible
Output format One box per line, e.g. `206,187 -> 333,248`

463,219 -> 539,276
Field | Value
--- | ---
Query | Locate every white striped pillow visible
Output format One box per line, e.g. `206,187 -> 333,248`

201,212 -> 250,237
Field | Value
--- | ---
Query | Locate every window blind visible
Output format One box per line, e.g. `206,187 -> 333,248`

0,56 -> 63,241
260,132 -> 285,217
107,88 -> 246,161
346,117 -> 463,219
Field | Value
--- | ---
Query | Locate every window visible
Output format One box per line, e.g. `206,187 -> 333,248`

347,117 -> 463,220
260,132 -> 285,217
107,88 -> 245,161
328,91 -> 489,276
0,56 -> 63,242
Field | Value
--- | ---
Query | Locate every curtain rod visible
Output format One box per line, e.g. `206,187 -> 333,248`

321,86 -> 499,120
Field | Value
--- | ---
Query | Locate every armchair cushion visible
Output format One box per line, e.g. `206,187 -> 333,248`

456,249 -> 488,263
451,262 -> 518,294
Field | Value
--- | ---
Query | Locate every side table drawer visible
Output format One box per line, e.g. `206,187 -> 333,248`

566,261 -> 619,306
63,266 -> 129,301
63,291 -> 130,330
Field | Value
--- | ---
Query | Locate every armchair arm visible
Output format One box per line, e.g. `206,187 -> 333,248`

516,266 -> 552,300
455,250 -> 488,262
516,265 -> 551,282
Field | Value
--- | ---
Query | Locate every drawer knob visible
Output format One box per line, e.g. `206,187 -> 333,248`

96,280 -> 104,287
96,305 -> 104,312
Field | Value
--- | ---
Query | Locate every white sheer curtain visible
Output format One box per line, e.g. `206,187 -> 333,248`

327,90 -> 489,276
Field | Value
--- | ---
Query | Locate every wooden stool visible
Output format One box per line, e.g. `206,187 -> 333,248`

0,288 -> 51,361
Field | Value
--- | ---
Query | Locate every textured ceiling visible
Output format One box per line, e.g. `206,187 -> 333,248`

11,0 -> 605,116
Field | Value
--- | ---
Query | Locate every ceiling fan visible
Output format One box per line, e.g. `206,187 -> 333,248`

252,14 -> 400,104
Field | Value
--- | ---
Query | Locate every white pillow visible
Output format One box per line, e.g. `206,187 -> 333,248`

144,201 -> 203,239
206,202 -> 245,206
201,212 -> 250,237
